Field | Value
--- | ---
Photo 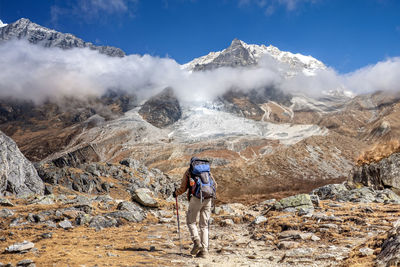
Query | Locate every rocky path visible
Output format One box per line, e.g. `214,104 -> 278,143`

1,186 -> 400,266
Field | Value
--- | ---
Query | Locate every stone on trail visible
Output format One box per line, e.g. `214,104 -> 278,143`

277,241 -> 300,250
252,216 -> 267,225
0,208 -> 14,218
274,194 -> 314,211
0,198 -> 14,207
5,241 -> 35,253
131,188 -> 158,208
58,219 -> 73,229
16,259 -> 35,267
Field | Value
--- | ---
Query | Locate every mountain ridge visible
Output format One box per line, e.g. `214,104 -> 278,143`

0,18 -> 125,57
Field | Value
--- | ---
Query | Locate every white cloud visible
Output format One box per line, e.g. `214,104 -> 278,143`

0,40 -> 399,106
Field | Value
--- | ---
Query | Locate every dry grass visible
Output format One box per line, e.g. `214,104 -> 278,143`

356,140 -> 400,165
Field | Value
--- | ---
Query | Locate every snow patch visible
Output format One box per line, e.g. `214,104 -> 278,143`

0,20 -> 7,28
170,104 -> 328,145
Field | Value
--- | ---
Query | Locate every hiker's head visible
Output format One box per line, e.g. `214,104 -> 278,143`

190,157 -> 199,164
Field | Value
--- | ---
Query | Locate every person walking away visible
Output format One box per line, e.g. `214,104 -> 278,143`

173,157 -> 217,258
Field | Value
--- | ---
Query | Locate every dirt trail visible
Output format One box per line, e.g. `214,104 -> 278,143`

1,195 -> 399,266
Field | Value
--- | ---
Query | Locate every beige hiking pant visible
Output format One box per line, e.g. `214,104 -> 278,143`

186,197 -> 212,250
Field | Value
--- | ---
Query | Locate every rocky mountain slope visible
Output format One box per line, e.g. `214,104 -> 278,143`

0,131 -> 44,197
0,18 -> 125,57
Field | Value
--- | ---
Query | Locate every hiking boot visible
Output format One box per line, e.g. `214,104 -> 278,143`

190,239 -> 201,255
196,248 -> 208,258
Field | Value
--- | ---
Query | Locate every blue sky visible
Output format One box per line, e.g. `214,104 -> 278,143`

0,0 -> 399,73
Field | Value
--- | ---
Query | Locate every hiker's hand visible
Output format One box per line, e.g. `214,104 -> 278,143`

172,191 -> 177,198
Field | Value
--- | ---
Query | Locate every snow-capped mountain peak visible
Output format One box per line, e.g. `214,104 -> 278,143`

183,39 -> 326,76
0,19 -> 7,28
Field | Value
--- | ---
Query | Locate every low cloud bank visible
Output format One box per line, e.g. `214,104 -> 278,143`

0,40 -> 399,104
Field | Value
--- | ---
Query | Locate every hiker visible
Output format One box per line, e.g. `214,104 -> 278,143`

173,157 -> 217,258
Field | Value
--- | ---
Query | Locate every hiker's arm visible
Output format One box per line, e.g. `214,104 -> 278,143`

174,169 -> 189,196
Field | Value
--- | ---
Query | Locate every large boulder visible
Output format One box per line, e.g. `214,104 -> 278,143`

351,152 -> 400,194
274,194 -> 314,211
376,225 -> 400,267
131,188 -> 159,208
0,131 -> 44,196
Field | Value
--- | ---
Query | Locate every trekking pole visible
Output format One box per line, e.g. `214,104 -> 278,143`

175,195 -> 182,254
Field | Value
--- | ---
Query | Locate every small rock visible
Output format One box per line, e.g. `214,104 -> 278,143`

311,235 -> 320,241
106,252 -> 118,257
58,220 -> 73,229
359,247 -> 374,256
252,216 -> 267,225
5,241 -> 35,253
41,232 -> 53,239
44,185 -> 53,195
16,259 -> 35,267
0,198 -> 14,207
0,209 -> 14,218
220,219 -> 234,226
277,241 -> 300,250
43,220 -> 57,228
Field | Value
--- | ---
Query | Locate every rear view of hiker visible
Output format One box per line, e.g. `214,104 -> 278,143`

173,157 -> 217,258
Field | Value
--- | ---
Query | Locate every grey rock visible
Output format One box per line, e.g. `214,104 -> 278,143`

0,198 -> 14,207
105,211 -> 145,223
351,152 -> 400,193
44,185 -> 53,195
0,209 -> 14,218
75,214 -> 92,226
0,18 -> 125,57
5,240 -> 34,253
16,259 -> 35,267
376,226 -> 400,267
42,220 -> 57,228
89,216 -> 117,230
359,247 -> 374,256
221,219 -> 234,226
93,195 -> 114,203
131,188 -> 158,208
117,201 -> 143,213
58,220 -> 73,229
274,194 -> 314,211
311,183 -> 349,201
40,232 -> 52,239
277,241 -> 300,250
0,131 -> 44,196
31,195 -> 55,205
298,207 -> 314,216
252,216 -> 267,225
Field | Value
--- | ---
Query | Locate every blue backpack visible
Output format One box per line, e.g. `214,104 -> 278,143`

189,159 -> 216,201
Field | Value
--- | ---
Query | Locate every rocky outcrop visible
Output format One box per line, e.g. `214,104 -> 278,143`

138,87 -> 182,128
0,131 -> 44,196
376,225 -> 400,267
0,18 -> 125,57
350,152 -> 400,194
51,145 -> 101,168
311,183 -> 400,204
